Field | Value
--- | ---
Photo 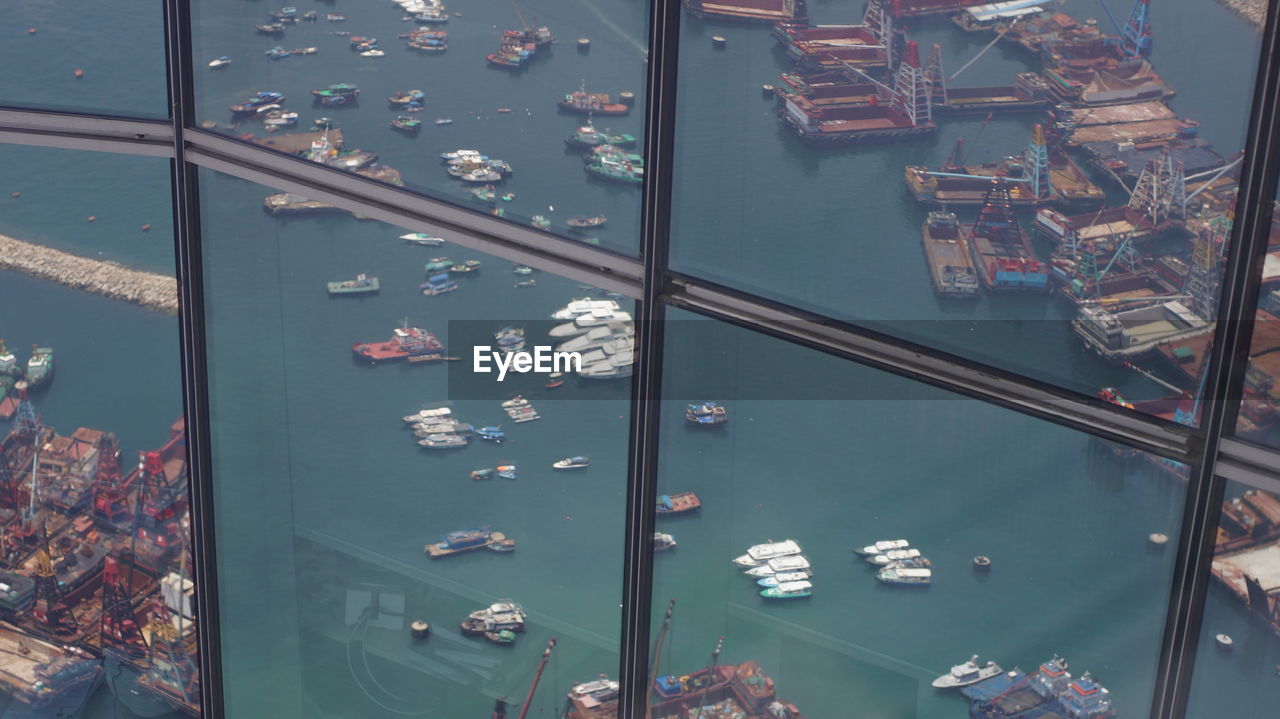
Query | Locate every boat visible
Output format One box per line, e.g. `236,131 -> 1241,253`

756,571 -> 812,587
420,273 -> 458,296
485,630 -> 517,645
361,49 -> 386,57
451,260 -> 481,274
265,46 -> 290,60
424,258 -> 452,273
256,23 -> 286,35
553,456 -> 590,470
585,155 -> 643,184
312,117 -> 334,129
922,210 -> 980,298
262,110 -> 299,128
549,308 -> 634,337
327,274 -> 380,295
565,121 -> 636,149
413,6 -> 450,23
732,539 -> 803,567
426,527 -> 514,556
578,349 -> 633,379
876,566 -> 932,585
559,86 -> 631,115
760,580 -> 813,600
513,265 -> 534,275
460,602 -> 526,633
471,185 -> 497,202
470,468 -> 495,480
391,115 -> 422,134
566,214 -> 608,230
325,13 -> 346,21
685,401 -> 728,425
545,375 -> 564,389
654,533 -> 678,551
402,407 -> 453,422
24,347 -> 53,389
352,322 -> 444,363
868,548 -> 923,565
413,420 -> 473,434
656,492 -> 701,515
417,433 -> 468,449
495,327 -> 526,353
229,91 -> 284,115
401,232 -> 445,245
855,539 -> 910,555
496,465 -> 518,480
208,56 -> 231,69
743,555 -> 812,577
388,89 -> 425,107
501,192 -> 516,202
552,298 -> 621,320
501,396 -> 529,408
931,655 -> 1003,688
0,622 -> 103,718
884,557 -> 932,570
531,215 -> 552,230
476,426 -> 505,443
965,182 -> 1048,293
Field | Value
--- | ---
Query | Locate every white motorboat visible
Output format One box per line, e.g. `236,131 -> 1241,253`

551,298 -> 622,321
743,555 -> 812,577
553,456 -> 590,470
760,580 -> 812,599
876,566 -> 931,585
579,351 -> 634,379
931,656 -> 1004,689
549,308 -> 634,338
361,49 -> 386,57
868,548 -> 922,565
402,407 -> 452,422
732,540 -> 803,567
556,325 -> 635,354
401,232 -> 445,246
208,56 -> 232,69
855,539 -> 910,555
756,571 -> 812,587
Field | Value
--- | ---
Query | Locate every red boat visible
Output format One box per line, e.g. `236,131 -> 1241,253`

352,323 -> 444,363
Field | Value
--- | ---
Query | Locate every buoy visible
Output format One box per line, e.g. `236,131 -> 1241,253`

140,224 -> 152,232
577,37 -> 591,52
1215,633 -> 1233,650
86,216 -> 96,222
619,91 -> 635,105
972,555 -> 992,570
711,36 -> 727,48
762,84 -> 776,96
73,69 -> 84,79
410,620 -> 430,639
1148,532 -> 1169,546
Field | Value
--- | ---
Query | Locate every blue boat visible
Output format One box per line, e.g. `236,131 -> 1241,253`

266,46 -> 290,60
420,273 -> 458,296
441,527 -> 495,550
477,426 -> 505,443
496,465 -> 518,480
684,401 -> 728,426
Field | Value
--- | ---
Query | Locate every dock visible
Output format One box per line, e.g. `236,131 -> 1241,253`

0,233 -> 178,314
425,531 -> 513,557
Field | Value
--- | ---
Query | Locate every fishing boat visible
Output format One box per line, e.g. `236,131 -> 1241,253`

401,232 -> 445,246
515,279 -> 537,289
756,571 -> 812,587
656,491 -> 701,515
470,468 -> 495,480
732,539 -> 803,567
460,601 -> 526,633
932,655 -> 1004,689
685,401 -> 728,425
326,274 -> 379,295
486,23 -> 554,70
485,630 -> 517,645
552,456 -> 590,470
423,258 -> 452,273
876,566 -> 932,586
496,465 -> 518,480
427,528 -> 514,557
867,548 -> 922,565
420,273 -> 458,296
565,121 -> 636,150
559,85 -> 631,115
388,89 -> 425,107
476,426 -> 505,443
391,115 -> 422,134
417,433 -> 468,449
585,155 -> 643,184
654,533 -> 678,551
311,83 -> 359,106
262,110 -> 299,128
566,214 -> 608,228
760,580 -> 812,600
502,192 -> 516,202
855,539 -> 910,555
502,396 -> 529,408
24,347 -> 53,389
352,322 -> 444,363
208,56 -> 231,69
440,149 -> 483,161
256,23 -> 285,35
229,91 -> 284,115
451,260 -> 481,274
743,555 -> 812,577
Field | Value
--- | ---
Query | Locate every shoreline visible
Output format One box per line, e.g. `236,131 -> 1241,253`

0,234 -> 178,314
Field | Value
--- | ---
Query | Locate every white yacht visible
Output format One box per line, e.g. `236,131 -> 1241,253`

931,656 -> 1003,689
551,298 -> 621,321
578,349 -> 634,379
402,407 -> 452,423
867,548 -> 922,565
732,539 -> 803,567
744,555 -> 811,577
556,325 -> 634,354
549,308 -> 634,338
855,539 -> 910,555
755,571 -> 813,587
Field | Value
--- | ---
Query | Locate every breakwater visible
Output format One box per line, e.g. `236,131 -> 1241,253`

0,234 -> 178,314
1216,0 -> 1265,29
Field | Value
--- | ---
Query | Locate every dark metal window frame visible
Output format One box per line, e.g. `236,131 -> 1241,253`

0,0 -> 1277,715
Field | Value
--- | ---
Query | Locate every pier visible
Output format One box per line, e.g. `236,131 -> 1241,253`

0,234 -> 178,314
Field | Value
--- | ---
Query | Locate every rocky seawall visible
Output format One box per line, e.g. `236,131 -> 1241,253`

1216,0 -> 1265,29
0,234 -> 178,314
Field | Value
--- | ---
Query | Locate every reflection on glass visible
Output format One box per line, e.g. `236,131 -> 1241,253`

0,0 -> 167,117
0,146 -> 194,716
199,168 -> 634,716
670,0 -> 1261,414
1185,479 -> 1280,717
1236,210 -> 1280,447
190,0 -> 648,255
628,310 -> 1187,719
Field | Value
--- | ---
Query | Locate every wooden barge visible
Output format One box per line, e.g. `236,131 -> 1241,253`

774,24 -> 889,72
682,0 -> 806,22
933,73 -> 1051,114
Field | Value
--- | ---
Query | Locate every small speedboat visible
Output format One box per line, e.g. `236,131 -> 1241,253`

512,265 -> 534,275
553,456 -> 590,470
401,232 -> 445,246
435,118 -> 454,125
756,571 -> 811,588
361,49 -> 386,57
654,533 -> 677,551
476,426 -> 505,443
496,465 -> 518,480
209,56 -> 232,69
515,280 -> 537,289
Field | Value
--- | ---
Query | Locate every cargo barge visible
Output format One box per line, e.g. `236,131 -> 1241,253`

933,73 -> 1051,114
1034,206 -> 1160,247
424,527 -> 515,557
1072,300 -> 1213,360
772,72 -> 882,108
774,23 -> 890,72
921,210 -> 980,297
887,0 -> 990,18
1079,139 -> 1224,185
1211,488 -> 1280,642
966,656 -> 1115,719
1043,58 -> 1175,107
682,0 -> 807,23
964,182 -> 1049,293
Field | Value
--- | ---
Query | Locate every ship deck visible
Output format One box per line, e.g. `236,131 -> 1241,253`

0,622 -> 67,694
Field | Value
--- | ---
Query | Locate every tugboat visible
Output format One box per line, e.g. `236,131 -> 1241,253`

326,274 -> 379,296
566,214 -> 608,228
684,401 -> 727,425
24,347 -> 53,389
352,322 -> 444,363
391,115 -> 422,134
552,456 -> 590,470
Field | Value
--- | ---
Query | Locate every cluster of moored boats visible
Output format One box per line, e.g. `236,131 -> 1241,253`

459,601 -> 526,645
855,539 -> 932,586
733,540 -> 813,599
549,298 -> 635,380
440,149 -> 512,184
401,407 -> 505,449
501,395 -> 541,423
685,401 -> 728,426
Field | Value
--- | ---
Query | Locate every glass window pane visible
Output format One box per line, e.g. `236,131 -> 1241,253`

1236,201 -> 1280,447
0,145 -> 196,716
0,0 -> 167,117
190,0 -> 648,255
670,0 -> 1262,418
608,310 -> 1189,719
199,167 -> 635,716
1185,479 -> 1280,718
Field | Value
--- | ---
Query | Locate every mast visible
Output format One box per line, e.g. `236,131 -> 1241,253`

647,599 -> 676,699
691,636 -> 725,719
517,638 -> 557,719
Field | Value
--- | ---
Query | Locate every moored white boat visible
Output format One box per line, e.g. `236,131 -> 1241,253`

549,308 -> 634,337
855,539 -> 910,555
931,655 -> 1003,689
756,571 -> 812,587
551,298 -> 622,321
868,548 -> 922,565
732,539 -> 802,567
743,555 -> 811,577
876,566 -> 931,586
760,580 -> 812,599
